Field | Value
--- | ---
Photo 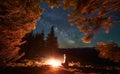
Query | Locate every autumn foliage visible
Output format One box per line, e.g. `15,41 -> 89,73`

0,0 -> 120,64
96,42 -> 120,63
63,0 -> 120,43
40,0 -> 120,43
0,0 -> 43,63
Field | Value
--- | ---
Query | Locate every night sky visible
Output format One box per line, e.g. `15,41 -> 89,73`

33,2 -> 120,48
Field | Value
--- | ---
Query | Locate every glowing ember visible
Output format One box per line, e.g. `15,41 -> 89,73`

46,58 -> 62,67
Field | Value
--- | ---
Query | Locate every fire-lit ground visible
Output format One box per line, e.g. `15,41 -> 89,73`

0,65 -> 119,74
0,66 -> 73,74
0,58 -> 119,74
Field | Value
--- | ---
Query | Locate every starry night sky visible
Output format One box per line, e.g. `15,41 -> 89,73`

33,2 -> 120,48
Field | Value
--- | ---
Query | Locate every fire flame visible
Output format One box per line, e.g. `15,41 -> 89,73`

46,58 -> 62,67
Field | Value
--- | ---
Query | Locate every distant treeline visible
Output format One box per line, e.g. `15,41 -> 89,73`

19,27 -> 58,59
59,47 -> 118,66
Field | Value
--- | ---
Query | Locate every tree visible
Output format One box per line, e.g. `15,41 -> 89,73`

19,31 -> 35,59
42,0 -> 120,43
62,0 -> 120,43
20,27 -> 59,59
0,0 -> 120,64
0,0 -> 43,64
45,27 -> 58,57
96,42 -> 120,63
20,31 -> 45,59
33,31 -> 45,57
